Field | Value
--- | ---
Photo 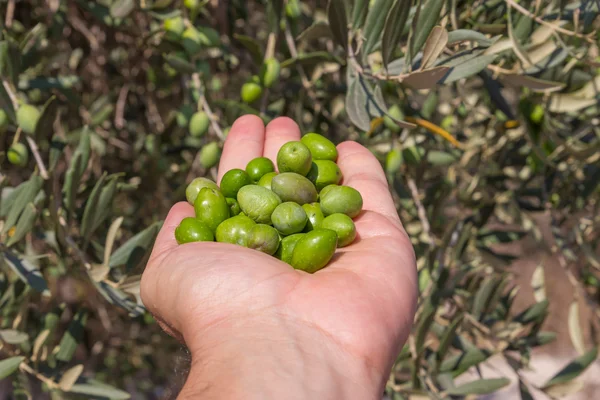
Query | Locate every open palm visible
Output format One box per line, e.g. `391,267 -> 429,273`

141,115 -> 417,393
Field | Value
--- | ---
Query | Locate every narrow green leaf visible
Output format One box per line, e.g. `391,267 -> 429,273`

0,329 -> 29,344
163,53 -> 196,74
91,176 -> 119,234
19,76 -> 79,91
63,127 -> 91,216
296,22 -> 333,43
233,34 -> 264,65
440,347 -> 489,377
381,0 -> 411,69
280,51 -> 342,68
81,173 -> 107,244
439,54 -> 496,84
436,314 -> 463,367
1,176 -> 43,235
55,309 -> 89,363
345,77 -> 371,131
59,364 -> 84,392
515,300 -> 549,324
0,79 -> 16,122
408,0 -> 444,62
19,23 -> 45,53
446,378 -> 510,395
109,222 -> 162,270
33,96 -> 58,139
7,203 -> 38,247
500,74 -> 565,92
327,0 -> 348,50
69,379 -> 130,399
2,251 -> 49,294
110,0 -> 135,18
519,379 -> 535,400
543,347 -> 598,388
471,277 -> 496,319
362,0 -> 395,58
0,356 -> 25,380
446,29 -> 494,47
420,26 -> 448,70
351,0 -> 368,28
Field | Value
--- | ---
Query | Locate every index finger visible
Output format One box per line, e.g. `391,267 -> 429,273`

336,141 -> 402,229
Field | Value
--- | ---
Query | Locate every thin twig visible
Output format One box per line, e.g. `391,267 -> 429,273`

25,136 -> 49,180
20,362 -> 59,389
3,80 -> 19,108
191,73 -> 224,140
5,0 -> 15,28
406,177 -> 434,245
505,0 -> 595,43
67,9 -> 100,51
114,84 -> 129,129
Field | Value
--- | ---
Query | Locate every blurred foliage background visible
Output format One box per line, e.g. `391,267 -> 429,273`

0,0 -> 599,398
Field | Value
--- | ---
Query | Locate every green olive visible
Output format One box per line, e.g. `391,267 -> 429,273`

199,142 -> 221,169
215,215 -> 256,246
184,0 -> 198,10
318,184 -> 337,199
241,82 -> 263,104
257,171 -> 278,190
182,26 -> 204,56
285,0 -> 301,19
290,229 -> 338,273
383,105 -> 404,133
7,142 -> 28,167
320,213 -> 356,247
176,104 -> 194,128
189,111 -> 210,137
220,168 -> 252,198
271,202 -> 308,235
237,185 -> 282,224
163,16 -> 185,39
271,172 -> 318,205
306,160 -> 342,191
319,185 -> 363,218
194,187 -> 230,232
260,58 -> 281,89
275,233 -> 305,264
300,133 -> 338,161
186,177 -> 220,205
385,149 -> 403,174
226,197 -> 241,216
16,104 -> 41,135
302,203 -> 324,232
175,217 -> 214,244
0,110 -> 8,134
246,157 -> 275,182
276,141 -> 312,176
247,224 -> 280,255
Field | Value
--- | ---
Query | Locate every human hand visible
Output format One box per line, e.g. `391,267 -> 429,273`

141,116 -> 417,399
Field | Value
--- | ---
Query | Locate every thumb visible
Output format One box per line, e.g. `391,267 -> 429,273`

148,201 -> 195,264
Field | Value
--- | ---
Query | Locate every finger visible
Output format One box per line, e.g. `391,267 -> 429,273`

217,115 -> 265,183
263,117 -> 301,165
336,141 -> 402,228
148,201 -> 194,264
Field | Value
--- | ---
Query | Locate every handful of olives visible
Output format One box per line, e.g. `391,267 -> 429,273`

175,133 -> 363,274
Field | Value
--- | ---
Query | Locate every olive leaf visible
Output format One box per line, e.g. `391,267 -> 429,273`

542,347 -> 598,388
381,0 -> 411,69
362,0 -> 395,59
0,356 -> 25,380
327,0 -> 348,51
446,378 -> 510,395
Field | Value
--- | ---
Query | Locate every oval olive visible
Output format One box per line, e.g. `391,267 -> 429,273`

271,202 -> 308,235
175,217 -> 214,244
271,172 -> 318,205
300,133 -> 338,161
246,157 -> 275,182
0,110 -> 8,134
194,187 -> 230,232
226,197 -> 241,216
247,224 -> 280,255
275,233 -> 305,264
17,104 -> 41,135
383,104 -> 404,133
185,177 -> 219,205
257,171 -> 278,190
199,142 -> 221,169
290,229 -> 338,273
276,141 -> 312,176
319,185 -> 363,218
220,168 -> 252,198
7,143 -> 28,167
241,82 -> 263,104
320,213 -> 356,247
189,111 -> 210,137
215,215 -> 256,246
306,160 -> 342,191
163,16 -> 185,38
302,203 -> 324,232
260,58 -> 281,89
385,149 -> 403,174
237,185 -> 282,224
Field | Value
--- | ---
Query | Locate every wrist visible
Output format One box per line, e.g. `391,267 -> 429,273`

178,314 -> 384,400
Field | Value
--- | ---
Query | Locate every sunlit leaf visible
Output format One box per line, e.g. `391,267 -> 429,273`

446,378 -> 510,395
110,0 -> 135,18
420,26 -> 448,70
568,301 -> 586,356
543,347 -> 598,388
0,356 -> 25,380
0,329 -> 29,345
447,29 -> 494,47
408,0 -> 444,63
68,378 -> 131,399
59,364 -> 84,392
